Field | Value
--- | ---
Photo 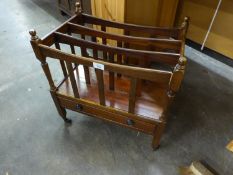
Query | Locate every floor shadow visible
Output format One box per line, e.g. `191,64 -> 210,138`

30,0 -> 68,22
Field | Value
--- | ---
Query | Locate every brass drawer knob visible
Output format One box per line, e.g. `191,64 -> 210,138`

76,104 -> 83,111
126,119 -> 135,126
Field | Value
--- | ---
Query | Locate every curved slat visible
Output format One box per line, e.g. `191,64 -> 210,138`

80,13 -> 181,38
54,32 -> 180,66
67,22 -> 182,53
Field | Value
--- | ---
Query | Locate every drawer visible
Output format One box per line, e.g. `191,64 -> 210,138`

58,97 -> 155,135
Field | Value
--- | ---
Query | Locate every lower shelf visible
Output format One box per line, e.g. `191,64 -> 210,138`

57,66 -> 169,121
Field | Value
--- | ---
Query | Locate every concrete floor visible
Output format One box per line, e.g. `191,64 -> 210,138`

0,0 -> 233,174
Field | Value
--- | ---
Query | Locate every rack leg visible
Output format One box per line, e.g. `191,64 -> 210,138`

152,122 -> 166,150
50,90 -> 72,124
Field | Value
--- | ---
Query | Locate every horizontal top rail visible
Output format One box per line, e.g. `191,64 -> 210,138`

38,44 -> 172,84
67,22 -> 182,53
79,13 -> 183,38
54,32 -> 180,66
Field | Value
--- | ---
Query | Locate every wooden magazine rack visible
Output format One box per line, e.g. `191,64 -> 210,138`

30,2 -> 189,150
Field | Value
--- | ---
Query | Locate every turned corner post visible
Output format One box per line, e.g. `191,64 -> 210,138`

152,57 -> 187,151
29,29 -> 43,62
168,56 -> 187,98
29,29 -> 56,91
29,29 -> 71,123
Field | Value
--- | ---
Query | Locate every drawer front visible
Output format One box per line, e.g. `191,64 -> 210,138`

58,97 -> 155,135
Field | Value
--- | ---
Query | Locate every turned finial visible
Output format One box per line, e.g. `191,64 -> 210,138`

178,57 -> 187,66
175,57 -> 187,70
184,16 -> 189,23
181,16 -> 189,28
29,29 -> 38,40
75,2 -> 82,14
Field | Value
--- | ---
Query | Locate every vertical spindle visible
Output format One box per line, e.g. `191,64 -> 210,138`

124,30 -> 130,65
117,41 -> 123,77
67,31 -> 76,55
101,25 -> 108,61
128,78 -> 137,113
66,61 -> 80,98
95,69 -> 106,106
81,35 -> 91,84
91,36 -> 98,59
109,53 -> 115,90
55,42 -> 68,77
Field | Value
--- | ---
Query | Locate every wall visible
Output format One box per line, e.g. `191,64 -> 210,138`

177,0 -> 233,59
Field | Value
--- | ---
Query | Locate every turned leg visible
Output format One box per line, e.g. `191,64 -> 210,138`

152,122 -> 166,150
50,91 -> 72,124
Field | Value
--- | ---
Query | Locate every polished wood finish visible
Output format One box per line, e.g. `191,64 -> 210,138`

80,35 -> 91,85
67,22 -> 182,53
53,31 -> 180,66
57,67 -> 169,120
95,69 -> 106,106
81,13 -> 182,39
66,61 -> 80,98
29,4 -> 188,150
128,78 -> 137,114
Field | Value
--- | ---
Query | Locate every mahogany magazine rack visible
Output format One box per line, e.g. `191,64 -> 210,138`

30,2 -> 189,150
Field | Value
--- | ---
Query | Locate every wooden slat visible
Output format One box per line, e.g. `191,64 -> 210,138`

95,69 -> 106,106
80,34 -> 91,84
124,30 -> 130,65
91,36 -> 98,59
117,41 -> 122,77
66,61 -> 80,98
93,48 -> 98,59
101,25 -> 107,43
109,53 -> 115,90
55,42 -> 68,77
116,36 -> 124,74
39,45 -> 172,83
117,41 -> 123,64
81,13 -> 180,38
54,32 -> 180,66
91,36 -> 97,42
101,25 -> 108,60
67,31 -> 76,54
128,78 -> 138,113
67,22 -> 182,52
